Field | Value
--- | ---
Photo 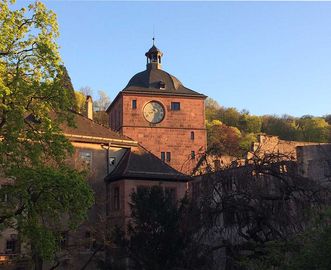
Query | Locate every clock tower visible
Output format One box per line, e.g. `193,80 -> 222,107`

107,42 -> 207,174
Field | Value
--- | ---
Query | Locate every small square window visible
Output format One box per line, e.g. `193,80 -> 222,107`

171,102 -> 180,111
166,152 -> 171,162
161,152 -> 165,162
109,157 -> 116,166
79,151 -> 92,169
132,100 -> 137,109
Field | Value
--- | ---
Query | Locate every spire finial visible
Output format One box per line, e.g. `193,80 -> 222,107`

153,25 -> 155,45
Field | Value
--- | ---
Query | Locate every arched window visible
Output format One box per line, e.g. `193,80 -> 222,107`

190,131 -> 195,140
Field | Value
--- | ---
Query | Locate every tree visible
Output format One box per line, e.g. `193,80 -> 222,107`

205,98 -> 221,122
323,114 -> 331,125
261,115 -> 298,141
79,86 -> 93,97
283,212 -> 331,270
197,151 -> 329,269
112,186 -> 210,270
239,114 -> 262,133
239,132 -> 257,152
297,116 -> 330,142
219,107 -> 241,128
94,90 -> 110,111
207,121 -> 241,157
0,1 -> 94,268
75,90 -> 86,113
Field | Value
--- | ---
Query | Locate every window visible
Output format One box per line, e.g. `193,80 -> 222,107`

132,100 -> 137,109
166,152 -> 171,162
191,151 -> 195,159
109,157 -> 116,166
159,81 -> 165,89
0,185 -> 8,203
113,187 -> 120,210
161,152 -> 165,162
190,131 -> 195,140
79,151 -> 92,169
6,235 -> 17,254
171,102 -> 180,111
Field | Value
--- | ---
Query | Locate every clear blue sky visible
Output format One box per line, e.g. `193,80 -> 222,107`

17,1 -> 331,117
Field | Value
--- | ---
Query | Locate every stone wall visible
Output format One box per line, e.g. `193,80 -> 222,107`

109,93 -> 207,174
297,144 -> 331,183
249,134 -> 320,160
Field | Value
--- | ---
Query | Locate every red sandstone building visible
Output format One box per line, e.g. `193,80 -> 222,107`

107,43 -> 207,174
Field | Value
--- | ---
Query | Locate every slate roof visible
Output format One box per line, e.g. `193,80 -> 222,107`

123,68 -> 206,98
105,146 -> 191,182
145,45 -> 162,56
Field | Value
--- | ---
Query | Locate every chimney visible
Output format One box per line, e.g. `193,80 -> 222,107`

86,95 -> 93,120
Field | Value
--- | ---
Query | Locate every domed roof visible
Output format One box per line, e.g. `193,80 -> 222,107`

123,68 -> 205,97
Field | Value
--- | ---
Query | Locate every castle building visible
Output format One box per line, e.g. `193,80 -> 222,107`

0,43 -> 206,269
107,42 -> 207,174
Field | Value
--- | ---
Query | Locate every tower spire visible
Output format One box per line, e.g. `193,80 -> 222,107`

153,25 -> 155,45
145,38 -> 163,70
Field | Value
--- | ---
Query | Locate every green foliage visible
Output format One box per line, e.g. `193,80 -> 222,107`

236,210 -> 331,270
205,98 -> 331,157
0,0 -> 76,169
261,115 -> 298,141
239,114 -> 262,133
5,166 -> 94,260
75,90 -> 86,113
0,0 -> 94,264
207,121 -> 242,156
239,133 -> 257,152
219,107 -> 241,127
297,116 -> 330,142
283,211 -> 331,270
112,186 -> 210,270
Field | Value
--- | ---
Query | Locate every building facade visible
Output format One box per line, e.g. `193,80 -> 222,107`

107,43 -> 207,174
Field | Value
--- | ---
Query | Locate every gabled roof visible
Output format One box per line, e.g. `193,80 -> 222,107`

60,111 -> 137,145
105,146 -> 191,182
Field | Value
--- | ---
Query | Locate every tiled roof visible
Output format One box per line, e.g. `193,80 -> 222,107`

36,111 -> 136,144
105,146 -> 191,182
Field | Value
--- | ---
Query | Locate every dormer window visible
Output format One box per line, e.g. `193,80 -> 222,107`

159,81 -> 166,89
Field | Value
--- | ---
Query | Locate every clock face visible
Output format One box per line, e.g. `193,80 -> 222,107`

143,101 -> 165,124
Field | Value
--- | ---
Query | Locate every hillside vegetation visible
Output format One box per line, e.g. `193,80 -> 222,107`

205,98 -> 331,156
